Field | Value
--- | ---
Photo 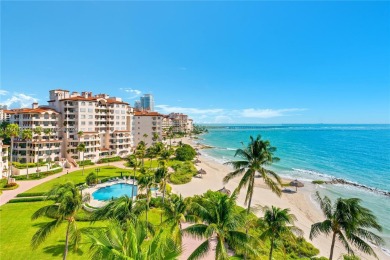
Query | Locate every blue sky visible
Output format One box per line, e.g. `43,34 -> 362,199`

1,1 -> 389,124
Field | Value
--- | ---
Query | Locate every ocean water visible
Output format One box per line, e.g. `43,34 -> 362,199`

196,124 -> 390,250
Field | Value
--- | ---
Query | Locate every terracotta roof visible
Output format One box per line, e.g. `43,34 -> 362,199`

61,96 -> 129,105
134,111 -> 163,116
4,107 -> 59,114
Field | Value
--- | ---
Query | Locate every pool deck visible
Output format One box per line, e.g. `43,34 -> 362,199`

84,178 -> 138,208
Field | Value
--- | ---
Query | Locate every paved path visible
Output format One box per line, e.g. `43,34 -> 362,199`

0,167 -> 81,206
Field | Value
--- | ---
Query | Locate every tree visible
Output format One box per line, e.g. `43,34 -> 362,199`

21,129 -> 33,179
259,206 -> 303,260
33,126 -> 43,175
138,170 -> 155,235
77,143 -> 86,175
90,195 -> 143,225
309,192 -> 383,260
184,191 -> 260,259
168,126 -> 174,148
86,220 -> 181,260
175,144 -> 196,161
126,154 -> 140,197
136,141 -> 146,167
152,132 -> 160,142
5,123 -> 20,180
85,172 -> 97,185
224,135 -> 282,214
31,182 -> 88,260
162,194 -> 194,245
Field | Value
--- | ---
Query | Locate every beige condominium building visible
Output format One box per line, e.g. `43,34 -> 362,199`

0,138 -> 9,176
132,111 -> 163,147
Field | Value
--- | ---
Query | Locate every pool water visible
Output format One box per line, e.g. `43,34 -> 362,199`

92,183 -> 138,201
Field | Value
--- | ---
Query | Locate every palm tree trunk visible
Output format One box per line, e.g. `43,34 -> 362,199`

132,168 -> 136,198
36,143 -> 40,177
26,147 -> 29,179
63,220 -> 71,260
82,152 -> 84,175
160,180 -> 166,224
269,238 -> 274,260
329,232 -> 337,260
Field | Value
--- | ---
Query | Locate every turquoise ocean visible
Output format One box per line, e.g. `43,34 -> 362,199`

196,124 -> 390,252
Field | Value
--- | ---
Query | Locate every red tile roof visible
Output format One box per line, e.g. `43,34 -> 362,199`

134,111 -> 163,116
4,107 -> 59,114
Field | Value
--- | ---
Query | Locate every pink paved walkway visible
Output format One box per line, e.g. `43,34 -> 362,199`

0,167 -> 81,206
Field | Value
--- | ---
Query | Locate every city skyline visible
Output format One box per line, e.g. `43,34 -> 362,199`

1,1 -> 389,124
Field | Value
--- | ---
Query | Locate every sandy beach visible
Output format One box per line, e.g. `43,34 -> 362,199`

173,137 -> 389,260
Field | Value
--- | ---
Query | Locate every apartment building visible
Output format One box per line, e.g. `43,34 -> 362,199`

0,138 -> 9,176
47,89 -> 133,163
6,105 -> 62,164
132,111 -> 163,147
168,113 -> 194,134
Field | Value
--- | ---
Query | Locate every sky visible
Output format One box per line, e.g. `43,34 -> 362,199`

1,1 -> 389,124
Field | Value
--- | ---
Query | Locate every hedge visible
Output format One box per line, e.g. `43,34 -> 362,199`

12,162 -> 47,169
77,160 -> 95,166
16,192 -> 46,197
97,156 -> 122,163
8,197 -> 46,203
13,168 -> 63,180
169,161 -> 197,184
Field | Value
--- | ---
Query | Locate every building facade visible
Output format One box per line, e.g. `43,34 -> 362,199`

140,94 -> 154,111
132,111 -> 162,147
0,138 -> 9,176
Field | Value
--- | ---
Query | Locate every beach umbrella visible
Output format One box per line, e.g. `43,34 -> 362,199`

197,152 -> 202,156
197,169 -> 206,175
217,186 -> 231,196
290,179 -> 304,192
194,159 -> 201,164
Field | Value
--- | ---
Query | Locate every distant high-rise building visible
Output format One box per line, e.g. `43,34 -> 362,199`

140,94 -> 154,111
134,100 -> 141,110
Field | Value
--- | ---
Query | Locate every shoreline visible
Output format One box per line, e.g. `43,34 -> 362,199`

172,137 -> 389,260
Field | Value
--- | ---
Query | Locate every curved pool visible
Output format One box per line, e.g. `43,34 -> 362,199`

92,183 -> 138,201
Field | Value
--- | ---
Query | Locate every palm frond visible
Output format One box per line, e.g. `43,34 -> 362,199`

31,219 -> 62,249
187,239 -> 210,260
309,220 -> 332,239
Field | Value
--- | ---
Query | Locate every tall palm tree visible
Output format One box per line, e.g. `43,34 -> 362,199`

138,171 -> 155,234
168,126 -> 174,148
136,141 -> 146,167
90,195 -> 143,225
33,126 -> 43,175
224,135 -> 282,214
309,192 -> 383,260
184,191 -> 260,260
5,123 -> 20,180
77,143 -> 86,175
259,206 -> 303,260
86,220 -> 181,260
162,194 -> 195,245
22,129 -> 33,179
126,154 -> 140,198
44,128 -> 52,168
31,182 -> 88,260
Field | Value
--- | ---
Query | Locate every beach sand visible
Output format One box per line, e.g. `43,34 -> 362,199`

173,137 -> 389,260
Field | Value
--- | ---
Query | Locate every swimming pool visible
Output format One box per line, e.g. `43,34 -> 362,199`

92,183 -> 138,201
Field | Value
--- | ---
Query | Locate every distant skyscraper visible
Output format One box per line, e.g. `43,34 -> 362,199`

140,94 -> 154,111
134,100 -> 141,110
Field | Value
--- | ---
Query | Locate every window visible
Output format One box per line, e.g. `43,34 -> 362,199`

89,102 -> 92,106
122,116 -> 125,119
89,122 -> 93,125
80,108 -> 86,112
121,110 -> 125,114
116,116 -> 119,119
122,122 -> 125,125
88,115 -> 93,119
88,108 -> 93,113
81,102 -> 86,106
81,122 -> 86,125
81,115 -> 86,119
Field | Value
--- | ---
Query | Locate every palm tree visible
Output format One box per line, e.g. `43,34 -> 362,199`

138,170 -> 155,234
77,143 -> 86,175
162,194 -> 195,245
259,206 -> 303,260
309,192 -> 383,260
126,154 -> 140,198
44,128 -> 52,168
5,123 -> 20,180
224,135 -> 282,214
33,126 -> 43,175
168,126 -> 174,148
184,191 -> 260,259
21,129 -> 33,179
152,132 -> 160,142
31,182 -> 88,260
90,195 -> 143,225
136,141 -> 146,167
86,220 -> 181,260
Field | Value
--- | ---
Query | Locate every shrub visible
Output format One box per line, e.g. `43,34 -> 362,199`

343,255 -> 360,260
86,172 -> 97,185
169,161 -> 197,184
5,182 -> 17,188
12,162 -> 47,169
16,192 -> 46,197
175,144 -> 196,161
14,168 -> 63,180
77,160 -> 95,166
150,197 -> 163,208
312,180 -> 326,185
97,156 -> 122,163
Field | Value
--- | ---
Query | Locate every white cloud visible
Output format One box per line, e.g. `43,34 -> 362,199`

241,108 -> 306,118
0,92 -> 38,108
156,105 -> 224,115
119,88 -> 142,99
0,90 -> 8,96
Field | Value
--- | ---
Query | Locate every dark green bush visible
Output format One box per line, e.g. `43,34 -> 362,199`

77,160 -> 95,166
86,172 -> 97,185
312,180 -> 326,185
175,144 -> 196,161
97,156 -> 122,163
12,162 -> 47,169
14,168 -> 63,180
169,161 -> 197,184
343,255 -> 360,260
